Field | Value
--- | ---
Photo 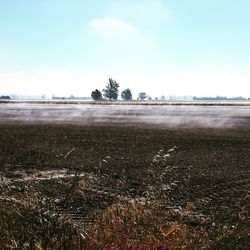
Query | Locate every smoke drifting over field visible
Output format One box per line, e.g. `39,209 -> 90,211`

0,103 -> 250,128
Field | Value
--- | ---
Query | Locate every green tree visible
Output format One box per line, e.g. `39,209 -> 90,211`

138,92 -> 147,100
91,89 -> 102,101
103,78 -> 119,101
121,88 -> 132,101
161,95 -> 166,101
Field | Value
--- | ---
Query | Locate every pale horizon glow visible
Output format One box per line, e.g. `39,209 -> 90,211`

0,0 -> 250,98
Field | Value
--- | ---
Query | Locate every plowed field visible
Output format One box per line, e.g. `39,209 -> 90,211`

0,104 -> 250,249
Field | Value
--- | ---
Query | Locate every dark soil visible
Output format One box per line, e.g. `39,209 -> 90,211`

0,124 -> 250,248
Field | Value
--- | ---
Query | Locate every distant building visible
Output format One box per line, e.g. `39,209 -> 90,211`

168,95 -> 194,101
52,96 -> 67,100
12,95 -> 47,100
52,95 -> 92,100
68,96 -> 92,100
193,96 -> 248,101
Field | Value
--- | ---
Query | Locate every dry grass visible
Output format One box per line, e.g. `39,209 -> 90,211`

84,197 -> 189,250
0,179 -> 209,250
0,176 -> 244,250
0,189 -> 85,250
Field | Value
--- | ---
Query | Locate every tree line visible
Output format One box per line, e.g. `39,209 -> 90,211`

91,78 -> 132,101
91,78 -> 150,101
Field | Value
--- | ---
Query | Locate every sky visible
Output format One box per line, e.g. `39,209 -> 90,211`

0,0 -> 250,98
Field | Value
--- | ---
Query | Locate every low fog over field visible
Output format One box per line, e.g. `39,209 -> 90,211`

1,103 -> 250,128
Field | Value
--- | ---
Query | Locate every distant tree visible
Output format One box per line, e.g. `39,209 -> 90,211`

121,88 -> 132,101
0,95 -> 10,100
91,89 -> 102,101
103,78 -> 119,101
69,94 -> 75,99
169,95 -> 174,101
138,92 -> 147,100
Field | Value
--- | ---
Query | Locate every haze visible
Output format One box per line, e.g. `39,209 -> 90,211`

1,103 -> 250,128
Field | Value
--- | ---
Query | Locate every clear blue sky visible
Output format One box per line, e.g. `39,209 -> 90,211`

0,0 -> 250,97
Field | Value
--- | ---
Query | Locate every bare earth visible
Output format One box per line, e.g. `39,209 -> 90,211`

0,103 -> 250,249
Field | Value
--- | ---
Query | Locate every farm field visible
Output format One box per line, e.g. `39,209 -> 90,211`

0,104 -> 250,249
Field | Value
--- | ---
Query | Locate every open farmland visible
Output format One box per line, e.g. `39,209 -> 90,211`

0,103 -> 250,249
